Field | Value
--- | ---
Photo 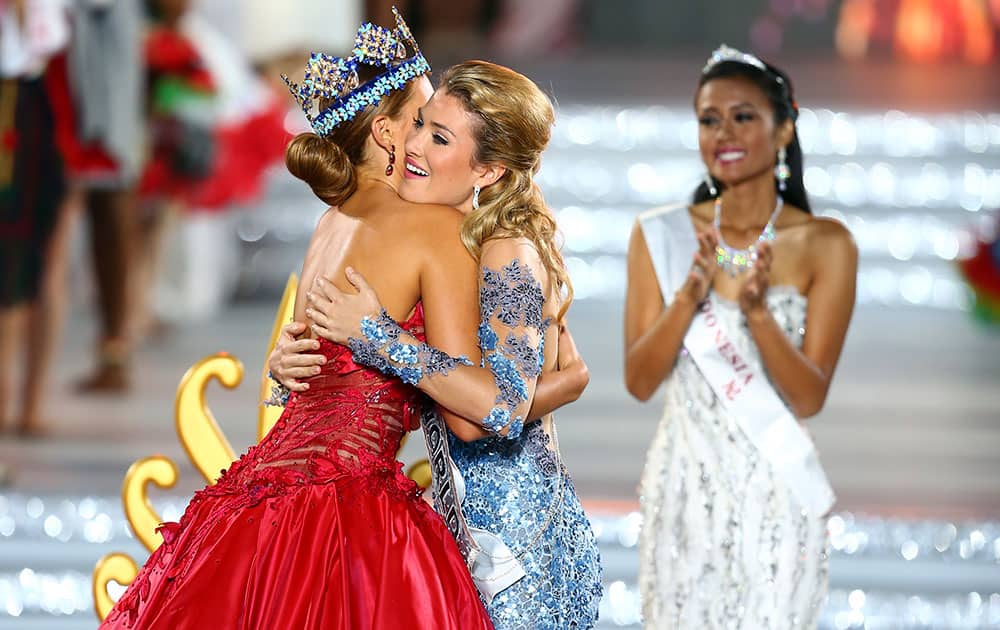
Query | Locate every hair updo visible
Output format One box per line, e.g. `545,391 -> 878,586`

285,65 -> 423,206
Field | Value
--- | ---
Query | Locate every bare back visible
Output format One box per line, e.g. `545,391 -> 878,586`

295,183 -> 440,336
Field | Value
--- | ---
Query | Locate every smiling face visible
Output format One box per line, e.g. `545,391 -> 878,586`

695,76 -> 792,190
398,88 -> 486,212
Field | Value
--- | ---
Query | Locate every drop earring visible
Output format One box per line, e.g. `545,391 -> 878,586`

385,144 -> 396,176
703,172 -> 718,197
775,147 -> 790,192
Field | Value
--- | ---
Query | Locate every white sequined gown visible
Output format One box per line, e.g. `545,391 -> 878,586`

638,288 -> 830,629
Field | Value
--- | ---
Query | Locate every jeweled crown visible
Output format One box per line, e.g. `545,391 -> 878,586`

281,7 -> 429,137
703,44 -> 768,74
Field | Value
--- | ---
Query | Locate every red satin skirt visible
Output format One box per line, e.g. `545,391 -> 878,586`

100,465 -> 493,629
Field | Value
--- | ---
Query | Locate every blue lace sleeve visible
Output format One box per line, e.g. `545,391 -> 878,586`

476,259 -> 549,440
347,310 -> 473,385
263,370 -> 291,407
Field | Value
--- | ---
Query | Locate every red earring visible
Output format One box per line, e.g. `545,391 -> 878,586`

385,145 -> 396,176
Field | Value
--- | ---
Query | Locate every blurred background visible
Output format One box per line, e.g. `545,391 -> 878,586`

1,0 -> 998,628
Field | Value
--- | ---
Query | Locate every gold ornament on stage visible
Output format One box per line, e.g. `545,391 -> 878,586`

92,274 -> 432,620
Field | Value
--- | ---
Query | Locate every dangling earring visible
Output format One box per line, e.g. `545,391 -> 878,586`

472,185 -> 481,210
775,146 -> 790,192
703,172 -> 718,197
385,144 -> 396,176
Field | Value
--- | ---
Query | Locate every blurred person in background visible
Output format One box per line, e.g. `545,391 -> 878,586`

958,209 -> 1000,325
365,0 -> 484,52
365,0 -> 579,56
63,0 -> 146,393
131,0 -> 287,336
236,0 -> 360,68
625,46 -> 857,628
835,0 -> 997,64
0,0 -> 71,437
488,0 -> 578,56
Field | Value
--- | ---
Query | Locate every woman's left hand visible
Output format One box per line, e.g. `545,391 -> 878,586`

739,241 -> 773,317
306,268 -> 384,344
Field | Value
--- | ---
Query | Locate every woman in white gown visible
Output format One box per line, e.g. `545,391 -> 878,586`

624,46 -> 858,629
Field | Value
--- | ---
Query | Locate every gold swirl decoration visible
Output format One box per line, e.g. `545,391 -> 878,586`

405,459 -> 433,488
91,553 -> 138,621
258,275 -> 299,439
93,274 -> 433,621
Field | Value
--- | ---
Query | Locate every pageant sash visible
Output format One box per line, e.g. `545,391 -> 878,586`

638,205 -> 835,516
420,405 -> 526,603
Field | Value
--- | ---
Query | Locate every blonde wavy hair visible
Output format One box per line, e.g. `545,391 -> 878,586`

441,60 -> 573,321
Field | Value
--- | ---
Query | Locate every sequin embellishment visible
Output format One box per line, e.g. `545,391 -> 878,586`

478,260 -> 548,439
348,309 -> 472,385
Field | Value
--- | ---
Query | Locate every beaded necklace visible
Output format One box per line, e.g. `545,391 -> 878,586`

713,195 -> 783,276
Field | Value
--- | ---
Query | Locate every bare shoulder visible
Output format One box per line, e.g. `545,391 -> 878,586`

779,205 -> 854,249
385,198 -> 460,238
801,214 -> 858,283
806,214 -> 857,254
687,200 -> 713,227
406,201 -> 465,239
481,234 -> 541,264
628,217 -> 648,252
302,207 -> 340,255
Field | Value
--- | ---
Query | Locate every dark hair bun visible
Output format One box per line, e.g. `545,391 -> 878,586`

285,133 -> 356,206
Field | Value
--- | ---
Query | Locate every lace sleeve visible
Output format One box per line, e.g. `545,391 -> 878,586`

347,313 -> 473,385
473,258 -> 548,439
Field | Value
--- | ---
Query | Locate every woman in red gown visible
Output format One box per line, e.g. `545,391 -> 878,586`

99,11 -> 493,630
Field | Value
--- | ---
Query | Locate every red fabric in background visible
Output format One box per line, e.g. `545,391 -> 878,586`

44,53 -> 120,178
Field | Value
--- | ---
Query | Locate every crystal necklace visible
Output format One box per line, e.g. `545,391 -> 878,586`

713,194 -> 783,276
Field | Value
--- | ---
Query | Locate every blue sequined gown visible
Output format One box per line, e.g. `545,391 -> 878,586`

450,419 -> 602,629
347,255 -> 603,629
449,258 -> 601,628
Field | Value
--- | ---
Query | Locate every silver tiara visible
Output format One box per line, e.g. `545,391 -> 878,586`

703,44 -> 768,74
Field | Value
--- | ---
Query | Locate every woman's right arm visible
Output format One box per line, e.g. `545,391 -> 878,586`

624,219 -> 716,401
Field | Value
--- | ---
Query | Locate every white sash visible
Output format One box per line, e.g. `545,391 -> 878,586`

639,204 -> 835,516
420,406 -> 525,603
451,459 -> 527,602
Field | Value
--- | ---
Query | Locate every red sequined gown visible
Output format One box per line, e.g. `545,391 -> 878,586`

101,305 -> 493,630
